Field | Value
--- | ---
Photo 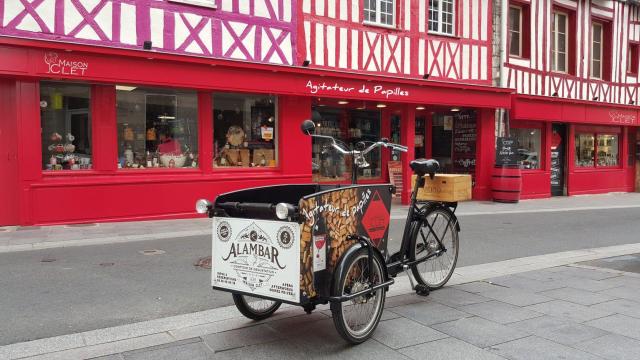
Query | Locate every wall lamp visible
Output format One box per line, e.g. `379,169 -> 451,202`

552,92 -> 558,97
630,100 -> 635,105
423,73 -> 430,79
143,40 -> 152,50
593,96 -> 599,101
302,60 -> 310,67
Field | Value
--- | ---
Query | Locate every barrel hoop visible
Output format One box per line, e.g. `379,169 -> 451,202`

492,189 -> 521,193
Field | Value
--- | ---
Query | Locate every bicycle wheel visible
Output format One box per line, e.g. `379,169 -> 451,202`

410,207 -> 459,289
331,247 -> 386,344
232,294 -> 281,320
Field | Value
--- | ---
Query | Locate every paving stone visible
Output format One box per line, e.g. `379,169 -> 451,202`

88,355 -> 124,360
603,286 -> 640,302
371,317 -> 448,349
487,335 -> 603,360
202,323 -> 283,352
600,275 -> 640,290
212,339 -> 308,360
514,268 -> 570,282
380,309 -> 403,321
389,301 -> 471,326
431,317 -> 528,348
264,312 -> 329,336
486,275 -> 566,293
525,300 -> 614,323
556,276 -> 623,292
428,288 -> 492,308
590,299 -> 640,318
453,281 -> 506,293
507,315 -> 608,346
122,342 -> 213,360
476,287 -> 553,307
574,334 -> 640,360
459,300 -> 543,324
585,314 -> 640,340
384,293 -> 428,308
557,267 -> 622,280
399,337 -> 507,360
539,287 -> 617,305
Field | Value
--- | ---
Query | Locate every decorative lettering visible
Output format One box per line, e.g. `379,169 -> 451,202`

44,52 -> 88,76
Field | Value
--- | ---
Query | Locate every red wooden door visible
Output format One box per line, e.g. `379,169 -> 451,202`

0,80 -> 19,225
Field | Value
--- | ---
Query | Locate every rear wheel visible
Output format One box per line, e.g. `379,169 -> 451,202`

410,207 -> 459,289
331,248 -> 386,344
232,294 -> 281,320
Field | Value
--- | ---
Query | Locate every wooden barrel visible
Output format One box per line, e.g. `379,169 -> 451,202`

491,165 -> 522,203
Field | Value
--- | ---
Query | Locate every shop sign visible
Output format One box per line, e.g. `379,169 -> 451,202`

304,80 -> 409,99
452,111 -> 477,174
211,218 -> 300,302
495,137 -> 519,167
608,110 -> 637,125
44,52 -> 88,76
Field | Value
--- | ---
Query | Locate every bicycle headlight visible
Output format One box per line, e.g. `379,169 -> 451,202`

275,203 -> 293,220
195,199 -> 212,214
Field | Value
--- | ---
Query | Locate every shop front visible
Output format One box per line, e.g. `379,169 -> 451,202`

511,96 -> 638,198
0,39 -> 510,226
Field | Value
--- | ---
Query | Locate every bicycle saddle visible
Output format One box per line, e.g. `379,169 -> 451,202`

410,159 -> 440,178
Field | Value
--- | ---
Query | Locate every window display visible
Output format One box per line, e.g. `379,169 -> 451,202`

213,93 -> 276,168
311,107 -> 381,182
511,127 -> 541,169
40,82 -> 92,171
116,86 -> 198,169
575,132 -> 619,168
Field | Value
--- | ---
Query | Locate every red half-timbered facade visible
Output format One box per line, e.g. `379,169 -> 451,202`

502,0 -> 640,198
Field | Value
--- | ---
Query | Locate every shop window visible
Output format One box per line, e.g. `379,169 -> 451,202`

575,133 -> 619,168
311,106 -> 381,182
511,127 -> 541,169
364,0 -> 396,27
213,93 -> 277,168
40,82 -> 92,171
429,0 -> 456,35
508,4 -> 530,58
116,86 -> 198,169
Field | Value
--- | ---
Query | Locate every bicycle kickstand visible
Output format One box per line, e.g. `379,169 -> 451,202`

402,265 -> 430,297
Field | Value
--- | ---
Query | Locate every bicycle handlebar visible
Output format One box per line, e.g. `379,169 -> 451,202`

309,134 -> 407,156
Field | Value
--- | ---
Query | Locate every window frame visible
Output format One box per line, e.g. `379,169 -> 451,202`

591,22 -> 603,79
363,0 -> 397,29
551,11 -> 569,73
510,121 -> 545,171
428,0 -> 456,36
508,5 -> 523,57
627,42 -> 639,75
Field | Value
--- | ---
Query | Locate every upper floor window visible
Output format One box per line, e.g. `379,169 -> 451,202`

429,0 -> 455,35
508,6 -> 522,56
551,12 -> 568,72
364,0 -> 396,27
628,43 -> 639,75
591,22 -> 603,79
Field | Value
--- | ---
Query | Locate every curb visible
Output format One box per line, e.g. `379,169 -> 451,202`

3,242 -> 640,360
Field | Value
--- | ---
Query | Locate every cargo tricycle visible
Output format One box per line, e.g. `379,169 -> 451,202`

196,120 -> 464,343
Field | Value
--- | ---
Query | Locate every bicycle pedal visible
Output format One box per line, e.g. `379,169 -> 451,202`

414,284 -> 430,297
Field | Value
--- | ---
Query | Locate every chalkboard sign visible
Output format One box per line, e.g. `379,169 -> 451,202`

452,111 -> 477,174
496,137 -> 519,166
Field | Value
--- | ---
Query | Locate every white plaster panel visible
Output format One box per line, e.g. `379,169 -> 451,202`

481,46 -> 487,80
283,0 -> 292,21
328,0 -> 336,18
255,0 -> 271,19
316,0 -> 325,16
327,25 -> 336,67
462,0 -> 470,38
280,33 -> 293,64
239,0 -> 250,15
303,0 -> 311,14
35,0 -> 56,33
3,0 -> 23,28
480,0 -> 487,41
304,20 -> 311,62
94,2 -> 112,40
592,8 -> 613,20
404,0 -> 411,31
509,57 -> 531,68
351,29 -> 359,69
64,0 -> 83,35
419,39 -> 425,76
471,0 -> 478,40
315,23 -> 324,65
339,0 -> 348,21
339,27 -> 348,68
462,44 -> 469,79
404,37 -> 411,74
150,8 -> 164,49
221,0 -> 234,12
352,0 -> 359,23
83,0 -> 101,12
419,0 -> 425,33
15,15 -> 40,32
471,45 -> 478,79
223,21 -> 256,60
120,3 -> 137,45
263,28 -> 281,63
75,24 -> 100,40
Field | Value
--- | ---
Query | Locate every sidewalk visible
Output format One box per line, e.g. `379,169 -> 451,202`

2,242 -> 640,359
2,192 -> 640,253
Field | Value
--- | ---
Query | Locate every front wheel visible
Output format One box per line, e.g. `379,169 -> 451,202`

232,294 -> 281,320
410,207 -> 459,289
331,247 -> 386,344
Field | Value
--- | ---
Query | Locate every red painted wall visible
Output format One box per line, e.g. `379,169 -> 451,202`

0,79 -> 20,225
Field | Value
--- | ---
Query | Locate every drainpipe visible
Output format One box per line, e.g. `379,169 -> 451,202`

499,0 -> 509,137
